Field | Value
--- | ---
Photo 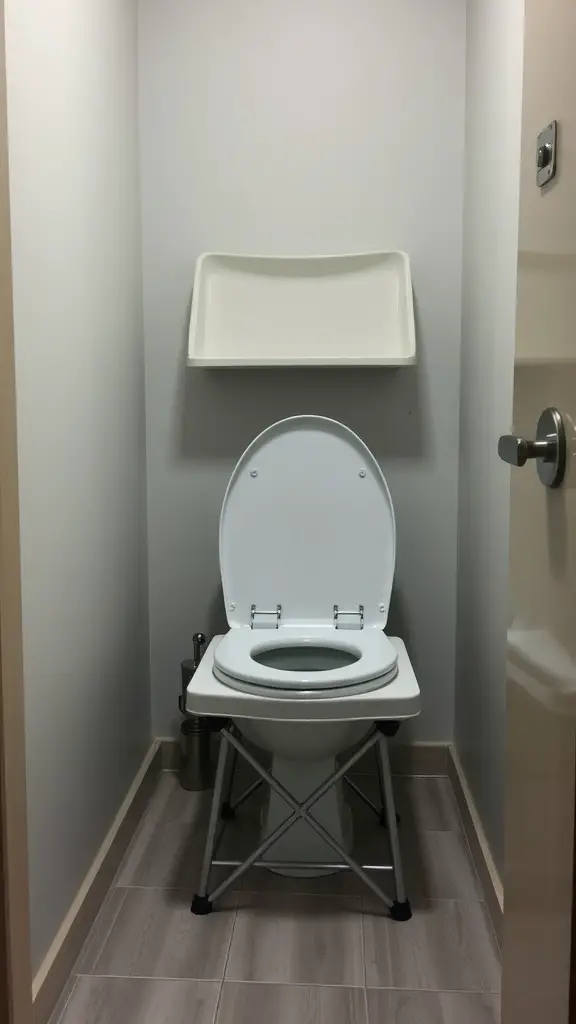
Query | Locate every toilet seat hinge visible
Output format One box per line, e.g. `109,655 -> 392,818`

250,604 -> 282,629
333,604 -> 364,629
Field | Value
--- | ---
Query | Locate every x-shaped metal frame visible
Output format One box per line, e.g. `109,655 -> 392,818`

191,722 -> 412,921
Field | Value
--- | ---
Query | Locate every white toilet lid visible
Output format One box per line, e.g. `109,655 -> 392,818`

220,415 -> 396,630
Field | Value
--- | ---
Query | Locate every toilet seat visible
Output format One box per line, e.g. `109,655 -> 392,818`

213,626 -> 399,699
217,415 -> 398,698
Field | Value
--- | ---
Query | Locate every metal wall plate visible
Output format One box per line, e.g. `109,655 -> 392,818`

535,406 -> 566,488
498,407 -> 566,488
536,121 -> 557,186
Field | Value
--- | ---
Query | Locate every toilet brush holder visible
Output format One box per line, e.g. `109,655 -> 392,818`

180,716 -> 213,791
180,635 -> 213,791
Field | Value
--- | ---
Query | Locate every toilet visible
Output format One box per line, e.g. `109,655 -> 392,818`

209,414 -> 414,874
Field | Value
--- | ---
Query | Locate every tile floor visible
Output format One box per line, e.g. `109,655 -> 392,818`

51,768 -> 501,1024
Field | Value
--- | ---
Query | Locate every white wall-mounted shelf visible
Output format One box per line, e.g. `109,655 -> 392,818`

187,251 -> 416,367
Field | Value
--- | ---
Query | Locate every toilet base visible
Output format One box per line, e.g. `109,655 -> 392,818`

261,756 -> 352,876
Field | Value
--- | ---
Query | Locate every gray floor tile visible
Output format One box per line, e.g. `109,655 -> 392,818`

118,821 -> 205,889
48,976 -> 78,1024
117,820 -> 233,891
154,768 -> 262,826
353,825 -> 481,902
404,829 -> 482,900
57,771 -> 497,1022
366,990 -> 501,1023
350,746 -> 447,777
56,976 -> 220,1024
138,772 -> 213,829
363,898 -> 501,992
114,774 -> 212,888
74,889 -> 130,976
217,982 -> 367,1024
240,864 -> 364,896
226,893 -> 364,986
90,887 -> 237,980
356,775 -> 462,832
118,784 -> 257,890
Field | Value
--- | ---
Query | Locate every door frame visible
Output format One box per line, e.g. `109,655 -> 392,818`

0,1 -> 33,1021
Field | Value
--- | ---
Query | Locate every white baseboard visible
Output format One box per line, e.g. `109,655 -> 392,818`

448,744 -> 503,946
33,741 -> 163,1024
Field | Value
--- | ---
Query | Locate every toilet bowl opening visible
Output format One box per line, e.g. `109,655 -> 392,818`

251,644 -> 360,673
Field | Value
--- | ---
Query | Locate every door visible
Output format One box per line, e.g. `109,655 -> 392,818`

0,1 -> 32,1022
501,1 -> 576,1021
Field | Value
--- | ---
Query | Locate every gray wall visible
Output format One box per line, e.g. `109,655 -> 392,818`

455,0 -> 524,874
138,0 -> 467,741
6,0 -> 150,970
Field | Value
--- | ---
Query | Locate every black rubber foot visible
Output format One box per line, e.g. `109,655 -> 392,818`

220,802 -> 236,821
390,900 -> 412,922
191,894 -> 213,915
379,810 -> 401,827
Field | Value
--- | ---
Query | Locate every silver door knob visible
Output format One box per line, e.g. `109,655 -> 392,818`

498,407 -> 566,488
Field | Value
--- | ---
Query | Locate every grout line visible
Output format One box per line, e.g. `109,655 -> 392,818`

218,979 -> 371,991
117,884 -> 245,897
212,981 -> 225,1024
359,882 -> 368,991
448,782 -> 486,893
75,973 -> 370,988
49,974 -> 79,1024
362,984 -> 502,994
363,985 -> 370,1024
76,973 -> 226,983
363,894 -> 486,906
117,884 -> 366,903
115,885 -> 485,904
237,889 -> 362,903
110,773 -> 175,889
350,773 -> 450,780
74,889 -> 128,976
215,894 -> 240,1011
222,979 -> 368,989
117,884 -> 199,891
444,777 -> 502,954
478,900 -> 502,957
359,902 -> 371,1024
73,974 -> 501,995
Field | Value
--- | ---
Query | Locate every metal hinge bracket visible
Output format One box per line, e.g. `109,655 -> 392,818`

250,604 -> 282,629
333,604 -> 364,629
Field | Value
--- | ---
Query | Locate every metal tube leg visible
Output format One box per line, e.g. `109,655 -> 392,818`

378,734 -> 412,920
231,778 -> 263,813
221,744 -> 238,820
208,808 -> 299,903
191,731 -> 230,915
344,775 -> 382,819
223,727 -> 393,910
375,744 -> 386,823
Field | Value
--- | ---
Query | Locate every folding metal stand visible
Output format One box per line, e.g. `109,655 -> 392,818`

191,720 -> 412,920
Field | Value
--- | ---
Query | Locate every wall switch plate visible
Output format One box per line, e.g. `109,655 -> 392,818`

536,121 -> 557,186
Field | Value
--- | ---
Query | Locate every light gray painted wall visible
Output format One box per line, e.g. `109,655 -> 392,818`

6,0 -> 150,970
455,0 -> 524,874
139,0 -> 467,743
